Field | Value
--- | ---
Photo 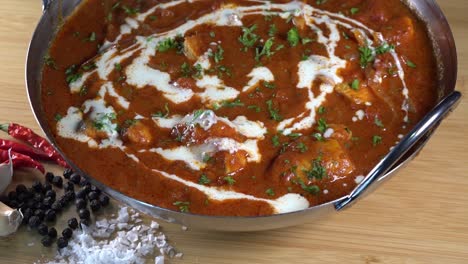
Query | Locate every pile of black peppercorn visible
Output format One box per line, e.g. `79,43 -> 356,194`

0,168 -> 110,249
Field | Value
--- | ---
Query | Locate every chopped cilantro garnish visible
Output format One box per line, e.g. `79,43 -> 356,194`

152,103 -> 170,118
313,133 -> 325,142
173,201 -> 190,213
65,65 -> 82,84
359,46 -> 374,68
239,24 -> 259,51
198,174 -> 211,185
296,142 -> 308,153
265,188 -> 275,197
350,7 -> 360,15
316,118 -> 328,133
406,60 -> 417,68
318,106 -> 326,114
255,38 -> 275,61
224,176 -> 236,185
266,100 -> 282,121
287,27 -> 300,47
268,24 -> 277,37
272,134 -> 280,147
263,81 -> 275,89
351,79 -> 360,90
222,99 -> 244,108
376,43 -> 395,54
247,105 -> 262,112
372,135 -> 383,146
374,117 -> 384,128
303,157 -> 327,180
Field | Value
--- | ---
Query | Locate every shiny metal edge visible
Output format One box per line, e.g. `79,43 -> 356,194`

25,0 -> 461,231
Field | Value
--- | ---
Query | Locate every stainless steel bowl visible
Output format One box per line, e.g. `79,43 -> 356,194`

26,0 -> 461,231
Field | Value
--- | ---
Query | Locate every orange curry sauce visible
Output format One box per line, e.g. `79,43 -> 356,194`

41,0 -> 437,216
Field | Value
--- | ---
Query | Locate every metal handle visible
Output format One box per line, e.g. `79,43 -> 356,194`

42,0 -> 51,11
334,91 -> 462,211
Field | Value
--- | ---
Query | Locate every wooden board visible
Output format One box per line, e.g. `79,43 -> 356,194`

0,0 -> 467,263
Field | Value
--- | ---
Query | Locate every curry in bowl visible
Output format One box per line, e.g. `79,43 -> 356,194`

41,0 -> 437,216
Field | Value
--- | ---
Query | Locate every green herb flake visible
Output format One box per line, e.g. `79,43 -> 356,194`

302,38 -> 313,44
255,38 -> 275,61
247,105 -> 262,112
209,31 -> 216,38
287,27 -> 300,47
406,60 -> 417,68
224,176 -> 236,185
372,135 -> 383,146
272,134 -> 280,147
318,106 -> 326,114
268,24 -> 278,37
265,188 -> 275,197
198,174 -> 211,185
350,7 -> 360,15
374,117 -> 384,128
44,54 -> 57,69
152,103 -> 170,118
222,98 -> 244,108
54,113 -> 63,122
239,24 -> 259,51
303,157 -> 327,180
296,142 -> 308,153
173,201 -> 190,213
351,79 -> 360,90
263,81 -> 275,89
359,46 -> 375,68
266,99 -> 282,121
316,118 -> 328,133
376,43 -> 395,54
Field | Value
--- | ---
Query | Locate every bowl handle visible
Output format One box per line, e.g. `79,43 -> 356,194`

334,91 -> 462,211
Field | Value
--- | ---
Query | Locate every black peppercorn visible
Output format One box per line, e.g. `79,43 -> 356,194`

88,191 -> 99,200
33,181 -> 44,192
17,192 -> 29,202
90,185 -> 100,194
78,208 -> 90,220
64,182 -> 75,192
44,209 -> 57,222
63,168 -> 73,179
75,198 -> 86,210
76,189 -> 87,199
68,218 -> 79,230
45,189 -> 56,199
43,197 -> 54,207
57,237 -> 68,248
22,208 -> 33,224
34,209 -> 45,220
41,236 -> 53,247
64,191 -> 75,202
37,223 -> 48,236
51,201 -> 62,212
70,173 -> 81,184
99,195 -> 110,207
15,184 -> 27,194
62,227 -> 73,239
52,176 -> 63,188
45,172 -> 55,182
48,227 -> 57,238
28,216 -> 41,228
33,193 -> 44,203
79,179 -> 89,187
42,182 -> 52,193
89,199 -> 101,212
8,200 -> 19,209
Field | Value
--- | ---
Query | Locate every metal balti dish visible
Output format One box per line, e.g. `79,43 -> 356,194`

26,0 -> 461,231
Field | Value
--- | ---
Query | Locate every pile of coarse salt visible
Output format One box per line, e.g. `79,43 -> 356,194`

43,207 -> 182,264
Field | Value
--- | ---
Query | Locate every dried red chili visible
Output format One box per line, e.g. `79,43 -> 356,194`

0,123 -> 68,168
0,149 -> 45,173
0,139 -> 53,161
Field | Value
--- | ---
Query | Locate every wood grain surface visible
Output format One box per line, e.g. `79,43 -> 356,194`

0,0 -> 467,263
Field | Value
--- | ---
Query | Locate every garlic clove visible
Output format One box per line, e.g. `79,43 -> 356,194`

0,202 -> 23,237
0,149 -> 13,193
